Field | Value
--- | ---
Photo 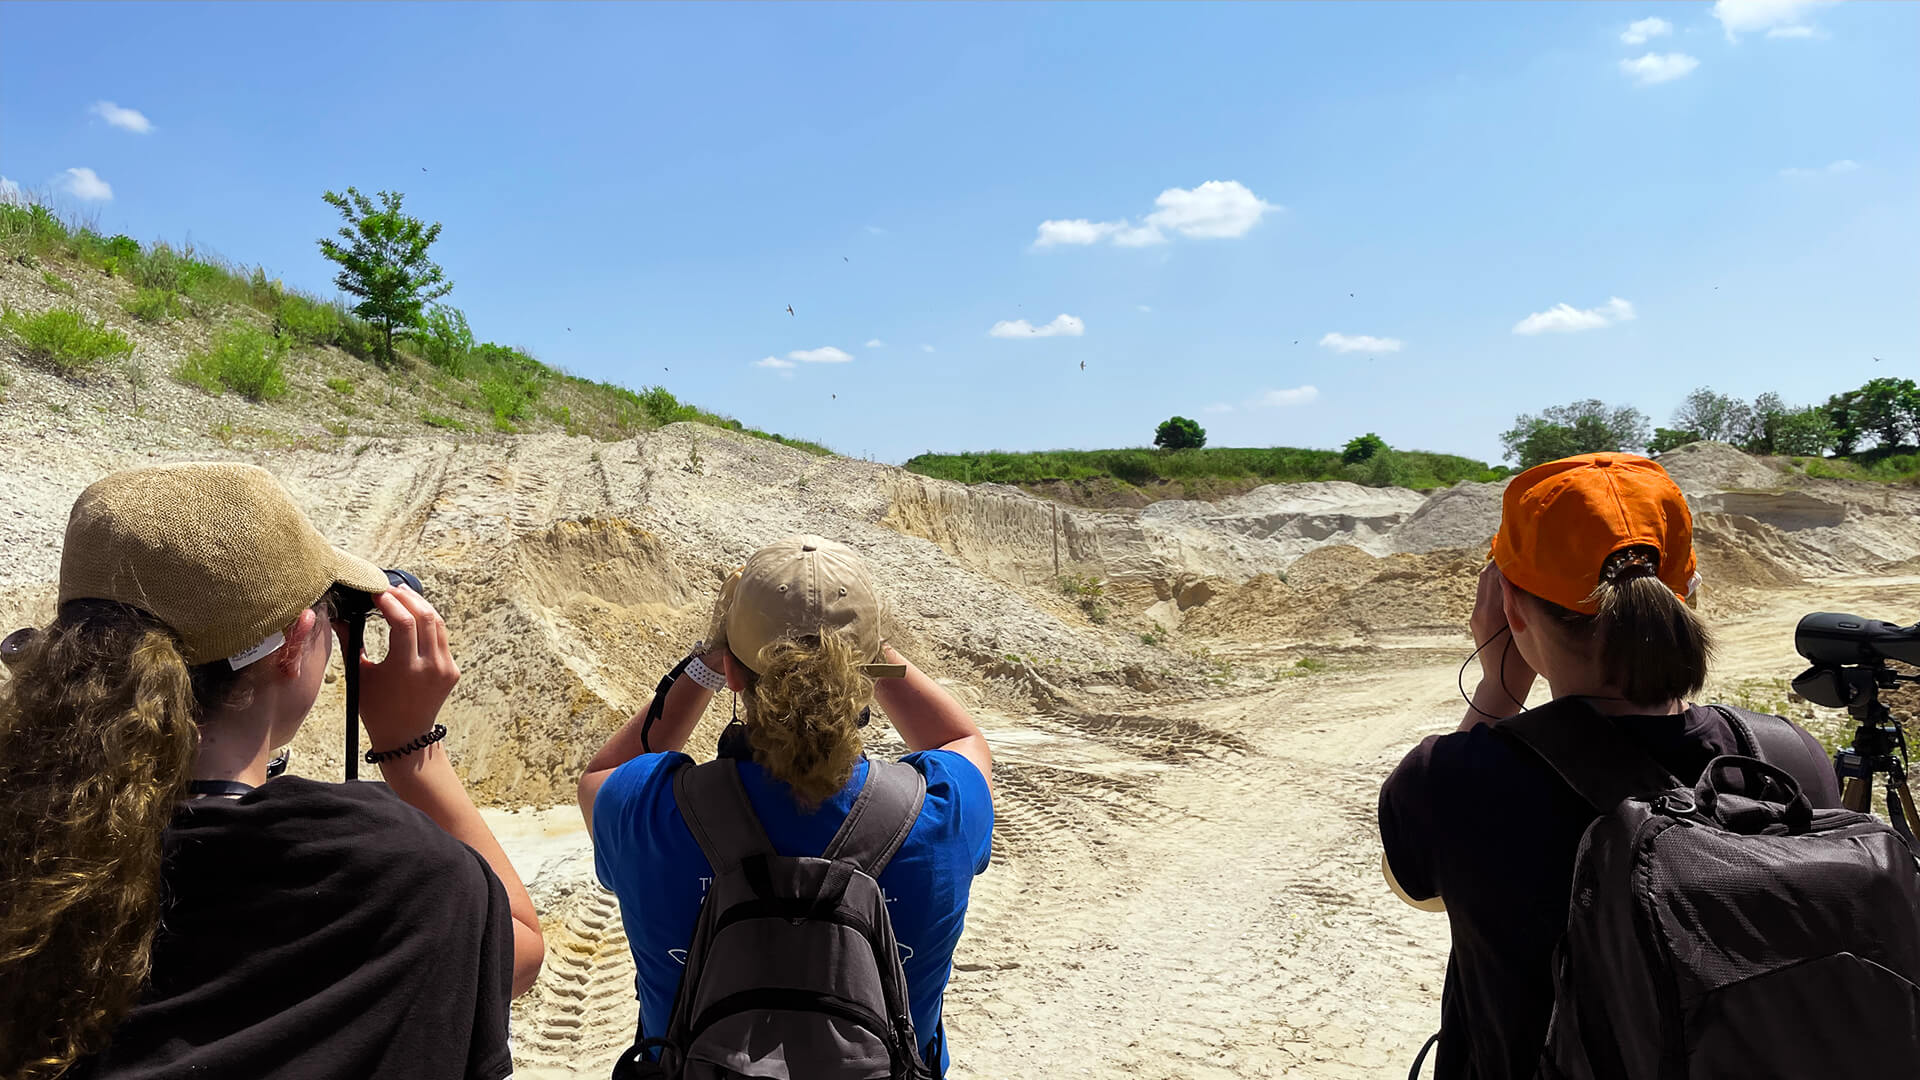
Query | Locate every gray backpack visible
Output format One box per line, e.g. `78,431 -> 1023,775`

613,758 -> 935,1080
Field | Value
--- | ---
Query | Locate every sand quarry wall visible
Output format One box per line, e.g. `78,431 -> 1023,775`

4,429 -> 1915,806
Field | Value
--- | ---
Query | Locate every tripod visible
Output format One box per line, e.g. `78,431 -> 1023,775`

1796,662 -> 1919,843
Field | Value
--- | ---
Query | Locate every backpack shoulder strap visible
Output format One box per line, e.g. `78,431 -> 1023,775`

673,758 -> 775,875
1707,704 -> 1830,789
1494,701 -> 1683,814
822,759 -> 928,878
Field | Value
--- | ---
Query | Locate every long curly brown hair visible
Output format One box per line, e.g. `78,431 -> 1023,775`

0,600 -> 200,1080
736,632 -> 874,808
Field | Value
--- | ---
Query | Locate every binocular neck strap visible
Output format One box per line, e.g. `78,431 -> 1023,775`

344,618 -> 366,782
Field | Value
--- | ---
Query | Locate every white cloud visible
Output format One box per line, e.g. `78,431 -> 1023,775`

0,176 -> 22,204
920,344 -> 935,353
865,339 -> 886,348
1781,159 -> 1859,177
1712,0 -> 1834,40
1621,17 -> 1673,44
1620,52 -> 1700,85
1252,386 -> 1320,408
1318,332 -> 1404,354
89,101 -> 153,134
1034,219 -> 1122,247
1512,297 -> 1636,335
789,346 -> 854,364
989,313 -> 1085,339
754,356 -> 796,376
1032,180 -> 1277,249
1143,181 -> 1277,239
1203,403 -> 1235,414
58,167 -> 113,201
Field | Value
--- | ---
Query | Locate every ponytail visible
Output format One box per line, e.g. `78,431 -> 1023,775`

0,601 -> 200,1080
737,631 -> 873,808
1534,545 -> 1715,708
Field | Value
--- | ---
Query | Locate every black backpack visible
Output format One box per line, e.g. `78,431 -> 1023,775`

1498,703 -> 1920,1079
611,757 -> 935,1080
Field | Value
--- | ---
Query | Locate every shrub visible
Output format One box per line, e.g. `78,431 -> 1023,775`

40,270 -> 74,295
1342,432 -> 1387,465
0,305 -> 134,374
418,304 -> 473,374
175,324 -> 288,401
479,374 -> 534,427
420,410 -> 465,430
134,241 -> 184,292
278,292 -> 343,345
124,288 -> 183,323
326,377 -> 355,396
1345,447 -> 1414,487
1154,415 -> 1207,450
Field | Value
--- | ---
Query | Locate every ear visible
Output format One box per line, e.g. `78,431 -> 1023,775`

720,651 -> 749,693
270,608 -> 320,680
1501,577 -> 1530,634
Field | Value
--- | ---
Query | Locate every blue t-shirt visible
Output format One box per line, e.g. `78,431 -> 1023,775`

592,748 -> 993,1073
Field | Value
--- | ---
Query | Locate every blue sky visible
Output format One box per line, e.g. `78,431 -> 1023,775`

3,1 -> 1914,463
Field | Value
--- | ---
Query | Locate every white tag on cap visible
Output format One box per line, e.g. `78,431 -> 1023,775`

227,630 -> 286,671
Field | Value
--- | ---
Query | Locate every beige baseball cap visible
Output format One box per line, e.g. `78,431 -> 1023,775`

58,462 -> 390,666
722,535 -> 903,677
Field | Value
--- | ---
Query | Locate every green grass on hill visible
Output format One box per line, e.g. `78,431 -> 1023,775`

904,446 -> 1507,492
0,200 -> 831,454
1787,447 -> 1920,485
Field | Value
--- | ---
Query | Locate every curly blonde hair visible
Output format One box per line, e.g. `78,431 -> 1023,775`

735,632 -> 874,808
0,601 -> 200,1080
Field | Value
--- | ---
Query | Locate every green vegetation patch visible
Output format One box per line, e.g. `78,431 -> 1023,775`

175,323 -> 289,401
124,287 -> 185,323
0,305 -> 134,374
907,445 -> 1500,491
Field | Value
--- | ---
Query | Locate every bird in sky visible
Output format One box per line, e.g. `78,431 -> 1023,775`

1349,292 -> 1355,298
421,167 -> 428,172
843,256 -> 849,262
831,393 -> 837,400
1292,340 -> 1299,345
566,327 -> 571,332
1875,356 -> 1884,363
1080,361 -> 1086,371
786,305 -> 795,316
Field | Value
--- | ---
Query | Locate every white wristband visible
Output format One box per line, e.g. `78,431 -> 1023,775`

685,655 -> 727,692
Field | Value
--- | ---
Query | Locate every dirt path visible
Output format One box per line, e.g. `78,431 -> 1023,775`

500,575 -> 1919,1079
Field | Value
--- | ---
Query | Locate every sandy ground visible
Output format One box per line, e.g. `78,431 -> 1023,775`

494,574 -> 1920,1080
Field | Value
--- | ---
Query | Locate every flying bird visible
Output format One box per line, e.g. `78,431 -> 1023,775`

1080,361 -> 1085,371
1292,340 -> 1299,345
1349,292 -> 1355,298
843,256 -> 849,262
421,167 -> 428,172
786,305 -> 795,316
831,393 -> 837,400
1875,357 -> 1885,363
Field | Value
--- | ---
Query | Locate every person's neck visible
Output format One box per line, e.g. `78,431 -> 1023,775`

192,709 -> 279,788
1544,674 -> 1684,717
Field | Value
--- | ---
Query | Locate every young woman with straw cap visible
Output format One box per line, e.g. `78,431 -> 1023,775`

1377,453 -> 1842,1079
0,462 -> 543,1080
578,534 -> 995,1078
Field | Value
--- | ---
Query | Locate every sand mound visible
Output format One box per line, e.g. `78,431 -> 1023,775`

1390,480 -> 1504,554
1283,544 -> 1383,590
1657,442 -> 1784,495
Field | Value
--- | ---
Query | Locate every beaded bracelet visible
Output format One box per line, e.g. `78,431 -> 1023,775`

365,723 -> 448,765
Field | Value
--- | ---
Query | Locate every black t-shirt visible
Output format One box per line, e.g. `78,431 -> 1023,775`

70,777 -> 515,1080
1377,699 -> 1840,1080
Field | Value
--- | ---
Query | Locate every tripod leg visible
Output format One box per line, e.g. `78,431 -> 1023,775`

1889,776 -> 1918,844
1840,775 -> 1872,814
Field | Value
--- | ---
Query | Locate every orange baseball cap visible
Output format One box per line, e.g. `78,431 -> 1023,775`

1490,453 -> 1697,614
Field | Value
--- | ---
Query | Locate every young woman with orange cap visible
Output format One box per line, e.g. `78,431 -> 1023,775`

578,534 -> 994,1078
0,462 -> 543,1080
1377,453 -> 1841,1079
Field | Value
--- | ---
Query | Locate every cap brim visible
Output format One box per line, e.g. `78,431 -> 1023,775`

329,547 -> 390,595
861,662 -> 907,679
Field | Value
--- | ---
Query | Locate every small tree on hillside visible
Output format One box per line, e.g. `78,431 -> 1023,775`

1342,432 -> 1388,465
317,187 -> 452,367
1499,399 -> 1650,469
1154,416 -> 1206,450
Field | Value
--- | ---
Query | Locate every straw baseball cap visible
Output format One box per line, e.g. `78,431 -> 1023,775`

1490,452 -> 1697,615
721,535 -> 902,677
58,462 -> 390,666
